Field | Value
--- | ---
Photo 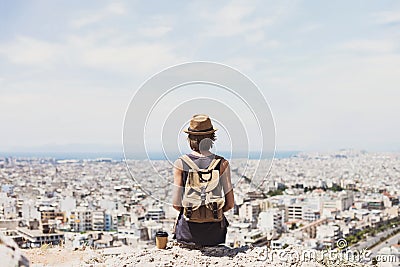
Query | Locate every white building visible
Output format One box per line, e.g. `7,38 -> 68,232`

257,208 -> 283,234
287,204 -> 303,220
322,191 -> 354,213
117,227 -> 140,246
316,224 -> 341,249
70,207 -> 92,232
20,200 -> 41,221
336,191 -> 354,211
145,208 -> 165,221
60,197 -> 76,217
0,193 -> 17,219
239,202 -> 260,226
302,208 -> 320,222
92,211 -> 105,231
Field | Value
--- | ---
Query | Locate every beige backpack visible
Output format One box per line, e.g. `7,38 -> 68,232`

180,155 -> 225,223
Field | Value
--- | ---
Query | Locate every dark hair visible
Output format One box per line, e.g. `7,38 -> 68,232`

188,133 -> 216,152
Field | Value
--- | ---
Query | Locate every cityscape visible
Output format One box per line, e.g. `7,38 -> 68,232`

1,150 -> 399,265
2,0 -> 399,266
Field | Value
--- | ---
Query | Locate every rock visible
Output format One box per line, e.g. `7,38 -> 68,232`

0,233 -> 29,267
24,243 -> 371,266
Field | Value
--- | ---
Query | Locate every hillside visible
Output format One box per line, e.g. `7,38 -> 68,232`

24,242 -> 368,267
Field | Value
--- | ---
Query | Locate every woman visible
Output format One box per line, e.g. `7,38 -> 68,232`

172,114 -> 234,246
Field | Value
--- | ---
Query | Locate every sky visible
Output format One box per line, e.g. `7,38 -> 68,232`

0,0 -> 400,154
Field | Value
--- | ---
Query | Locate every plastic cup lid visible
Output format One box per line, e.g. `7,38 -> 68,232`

156,231 -> 168,237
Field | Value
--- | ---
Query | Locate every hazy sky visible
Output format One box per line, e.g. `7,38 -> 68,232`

1,0 -> 399,153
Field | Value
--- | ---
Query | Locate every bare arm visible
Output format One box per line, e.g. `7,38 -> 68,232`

220,160 -> 234,212
172,159 -> 183,211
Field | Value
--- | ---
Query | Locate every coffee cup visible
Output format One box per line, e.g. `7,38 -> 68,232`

156,231 -> 168,249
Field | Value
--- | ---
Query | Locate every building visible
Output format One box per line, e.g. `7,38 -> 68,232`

258,208 -> 283,234
259,199 -> 273,212
303,209 -> 320,222
117,227 -> 140,246
242,229 -> 268,246
41,211 -> 66,224
337,191 -> 354,211
321,192 -> 354,213
70,208 -> 92,232
145,208 -> 165,221
366,198 -> 385,210
104,211 -> 117,231
92,211 -> 105,231
0,193 -> 17,219
17,227 -> 64,248
316,224 -> 341,249
287,204 -> 303,220
1,184 -> 14,195
239,202 -> 261,227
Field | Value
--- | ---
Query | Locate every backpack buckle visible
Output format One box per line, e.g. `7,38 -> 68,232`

200,187 -> 206,201
186,206 -> 193,218
198,170 -> 212,182
212,202 -> 218,219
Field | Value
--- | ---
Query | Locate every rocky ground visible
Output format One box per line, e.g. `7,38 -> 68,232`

0,233 -> 29,266
0,233 -> 369,267
22,242 -> 370,267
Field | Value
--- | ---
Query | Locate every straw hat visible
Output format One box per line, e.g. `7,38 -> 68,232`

183,114 -> 218,135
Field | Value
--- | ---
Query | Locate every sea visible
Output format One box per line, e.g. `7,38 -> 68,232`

0,151 -> 299,161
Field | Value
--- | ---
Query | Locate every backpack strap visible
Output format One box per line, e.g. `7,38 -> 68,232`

180,155 -> 200,171
181,155 -> 221,172
207,159 -> 221,171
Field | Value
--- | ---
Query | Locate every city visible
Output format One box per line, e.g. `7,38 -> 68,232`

1,150 -> 399,265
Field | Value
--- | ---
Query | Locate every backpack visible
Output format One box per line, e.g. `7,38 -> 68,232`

180,155 -> 225,223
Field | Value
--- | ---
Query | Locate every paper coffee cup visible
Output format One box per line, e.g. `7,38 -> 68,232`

156,231 -> 168,249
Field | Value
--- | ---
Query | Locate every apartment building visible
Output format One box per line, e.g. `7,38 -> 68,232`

303,209 -> 321,222
258,208 -> 284,233
145,208 -> 165,221
70,208 -> 92,232
316,224 -> 341,249
239,202 -> 260,224
41,211 -> 66,223
92,211 -> 105,231
104,211 -> 117,231
287,204 -> 303,220
0,193 -> 17,219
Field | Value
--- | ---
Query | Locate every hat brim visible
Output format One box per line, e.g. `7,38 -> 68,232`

183,128 -> 218,135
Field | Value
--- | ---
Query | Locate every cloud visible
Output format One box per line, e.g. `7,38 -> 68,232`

297,23 -> 323,34
0,36 -> 62,65
201,2 -> 272,38
70,2 -> 126,28
374,11 -> 400,25
265,50 -> 400,151
242,30 -> 280,47
0,33 -> 184,75
194,1 -> 294,48
81,42 -> 184,73
0,87 -> 128,148
1,1 -> 400,151
138,26 -> 172,38
337,39 -> 397,53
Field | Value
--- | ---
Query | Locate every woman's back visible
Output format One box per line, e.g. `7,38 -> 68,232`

172,114 -> 234,247
175,153 -> 229,246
